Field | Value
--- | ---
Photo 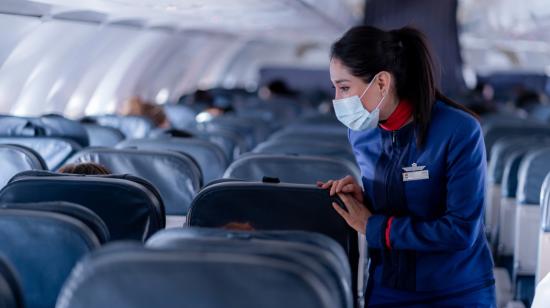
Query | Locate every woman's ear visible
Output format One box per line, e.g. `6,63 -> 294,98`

376,71 -> 392,96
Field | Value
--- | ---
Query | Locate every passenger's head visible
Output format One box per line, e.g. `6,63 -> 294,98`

260,79 -> 297,100
122,97 -> 169,128
222,222 -> 255,231
58,163 -> 111,175
330,26 -> 472,146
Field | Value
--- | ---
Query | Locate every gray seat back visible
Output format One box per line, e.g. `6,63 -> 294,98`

0,137 -> 80,170
82,124 -> 124,147
117,138 -> 227,185
68,148 -> 201,215
224,154 -> 360,185
0,209 -> 101,308
0,144 -> 46,189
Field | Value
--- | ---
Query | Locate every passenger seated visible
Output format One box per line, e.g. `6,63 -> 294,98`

122,97 -> 170,128
58,163 -> 111,175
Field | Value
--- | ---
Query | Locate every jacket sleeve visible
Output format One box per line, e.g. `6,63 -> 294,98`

366,116 -> 487,251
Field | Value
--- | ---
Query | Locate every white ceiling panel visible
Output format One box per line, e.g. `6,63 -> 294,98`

19,0 -> 362,43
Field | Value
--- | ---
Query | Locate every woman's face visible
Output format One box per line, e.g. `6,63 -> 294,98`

329,57 -> 397,120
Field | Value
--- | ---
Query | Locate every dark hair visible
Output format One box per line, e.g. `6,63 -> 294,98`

58,163 -> 111,175
331,26 -> 477,146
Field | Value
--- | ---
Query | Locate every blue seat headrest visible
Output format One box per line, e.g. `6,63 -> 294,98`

187,180 -> 359,296
516,147 -> 550,205
224,154 -> 360,185
0,170 -> 165,240
0,209 -> 101,308
0,137 -> 81,170
57,239 -> 346,308
0,144 -> 46,189
0,201 -> 110,244
67,148 -> 201,215
0,116 -> 89,147
116,138 -> 227,184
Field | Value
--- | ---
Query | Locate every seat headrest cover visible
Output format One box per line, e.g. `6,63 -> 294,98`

0,144 -> 47,189
82,124 -> 124,147
0,201 -> 110,244
517,147 -> 550,205
0,209 -> 100,308
224,154 -> 360,185
0,116 -> 89,147
68,148 -> 200,215
116,138 -> 227,184
90,115 -> 154,139
57,241 -> 342,308
0,171 -> 164,240
0,137 -> 80,170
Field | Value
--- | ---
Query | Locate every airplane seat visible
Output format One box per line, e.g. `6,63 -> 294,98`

536,174 -> 550,285
0,144 -> 47,189
196,130 -> 246,162
116,138 -> 228,185
149,128 -> 245,163
81,124 -> 124,147
85,115 -> 155,139
198,115 -> 273,150
186,179 -> 360,301
252,139 -> 356,165
498,147 -> 546,259
494,148 -> 535,303
0,255 -> 23,308
147,227 -> 350,284
281,122 -> 348,136
67,148 -> 201,218
482,123 -> 550,157
513,148 -> 550,305
0,171 -> 165,241
223,154 -> 361,185
527,105 -> 550,123
267,129 -> 350,148
0,201 -> 110,244
146,228 -> 352,308
162,104 -> 197,130
0,208 -> 101,308
486,137 -> 548,244
0,137 -> 81,170
294,113 -> 340,126
56,239 -> 346,308
0,115 -> 89,147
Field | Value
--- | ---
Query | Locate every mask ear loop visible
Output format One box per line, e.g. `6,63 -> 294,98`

358,73 -> 379,100
374,73 -> 391,110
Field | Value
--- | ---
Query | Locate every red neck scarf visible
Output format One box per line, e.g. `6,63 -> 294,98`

380,100 -> 413,131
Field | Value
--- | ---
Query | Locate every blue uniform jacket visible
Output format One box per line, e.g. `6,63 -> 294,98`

349,101 -> 494,298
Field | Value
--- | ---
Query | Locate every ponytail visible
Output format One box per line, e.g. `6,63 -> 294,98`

331,26 -> 477,147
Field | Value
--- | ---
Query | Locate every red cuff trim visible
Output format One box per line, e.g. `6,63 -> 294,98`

385,216 -> 395,250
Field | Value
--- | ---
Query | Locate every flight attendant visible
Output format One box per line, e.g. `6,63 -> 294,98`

321,26 -> 496,306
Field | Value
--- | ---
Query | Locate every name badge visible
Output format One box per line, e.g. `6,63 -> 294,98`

402,163 -> 429,182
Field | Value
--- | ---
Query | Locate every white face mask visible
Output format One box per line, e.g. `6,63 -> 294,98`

332,73 -> 388,131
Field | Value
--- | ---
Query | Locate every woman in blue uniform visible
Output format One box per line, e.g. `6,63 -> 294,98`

321,26 -> 496,307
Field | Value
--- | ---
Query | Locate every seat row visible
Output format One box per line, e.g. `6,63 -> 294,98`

0,177 -> 360,308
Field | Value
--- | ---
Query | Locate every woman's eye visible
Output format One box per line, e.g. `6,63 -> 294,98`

340,87 -> 349,92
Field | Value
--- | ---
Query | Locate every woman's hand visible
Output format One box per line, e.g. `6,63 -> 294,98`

316,175 -> 364,203
332,193 -> 372,234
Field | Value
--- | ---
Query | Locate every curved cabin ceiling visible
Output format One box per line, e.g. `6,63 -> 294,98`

9,0 -> 363,44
